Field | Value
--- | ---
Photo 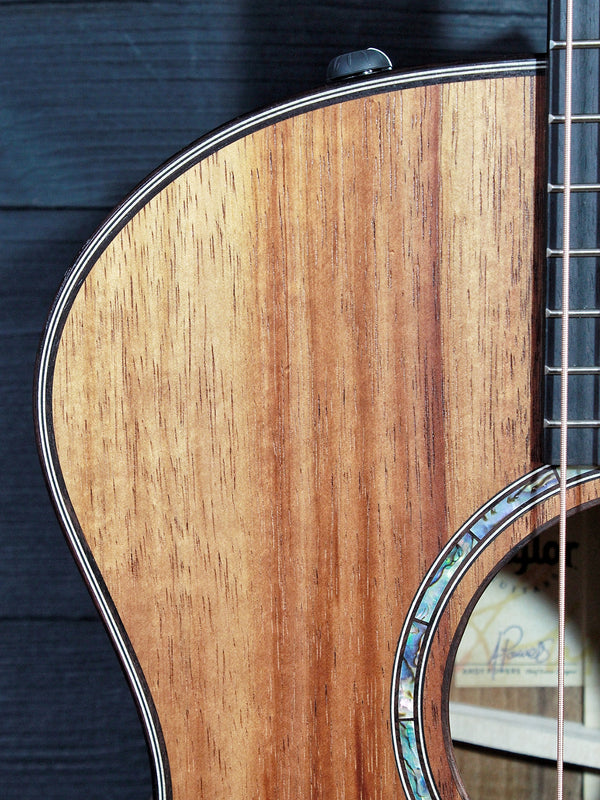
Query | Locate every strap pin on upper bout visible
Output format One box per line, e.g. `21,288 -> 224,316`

326,47 -> 393,82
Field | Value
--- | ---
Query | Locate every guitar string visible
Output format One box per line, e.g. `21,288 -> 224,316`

557,0 -> 574,797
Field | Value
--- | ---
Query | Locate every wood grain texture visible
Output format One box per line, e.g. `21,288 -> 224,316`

45,70 -> 578,799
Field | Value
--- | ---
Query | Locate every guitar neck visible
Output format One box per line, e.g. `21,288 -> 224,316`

544,0 -> 600,464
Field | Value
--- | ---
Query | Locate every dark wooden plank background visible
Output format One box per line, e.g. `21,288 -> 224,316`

1,1 -> 547,797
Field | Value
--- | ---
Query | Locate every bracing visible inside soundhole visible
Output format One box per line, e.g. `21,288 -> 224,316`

449,505 -> 600,800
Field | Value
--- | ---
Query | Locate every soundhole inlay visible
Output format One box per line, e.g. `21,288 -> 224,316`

391,466 -> 600,800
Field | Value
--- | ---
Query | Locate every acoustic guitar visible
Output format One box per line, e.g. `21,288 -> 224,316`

34,0 -> 600,797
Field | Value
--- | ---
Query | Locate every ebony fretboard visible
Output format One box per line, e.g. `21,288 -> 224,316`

544,0 -> 600,464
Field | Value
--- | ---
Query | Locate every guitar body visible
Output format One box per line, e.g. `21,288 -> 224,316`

35,61 -> 600,799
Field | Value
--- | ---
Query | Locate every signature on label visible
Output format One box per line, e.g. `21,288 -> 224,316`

488,625 -> 553,678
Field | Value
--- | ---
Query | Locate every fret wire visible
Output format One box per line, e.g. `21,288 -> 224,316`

549,113 -> 600,123
546,309 -> 600,317
550,38 -> 600,48
547,247 -> 600,256
545,366 -> 600,374
548,182 -> 600,192
544,419 -> 600,427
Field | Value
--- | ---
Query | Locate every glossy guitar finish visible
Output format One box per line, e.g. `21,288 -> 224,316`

35,60 -> 600,799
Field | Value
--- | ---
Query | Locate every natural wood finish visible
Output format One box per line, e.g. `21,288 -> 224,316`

426,480 -> 600,800
49,73 -> 570,799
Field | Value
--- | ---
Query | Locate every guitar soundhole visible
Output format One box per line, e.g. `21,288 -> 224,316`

449,505 -> 600,800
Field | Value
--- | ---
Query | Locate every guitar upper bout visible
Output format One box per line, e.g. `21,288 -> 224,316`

36,60 -> 551,799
